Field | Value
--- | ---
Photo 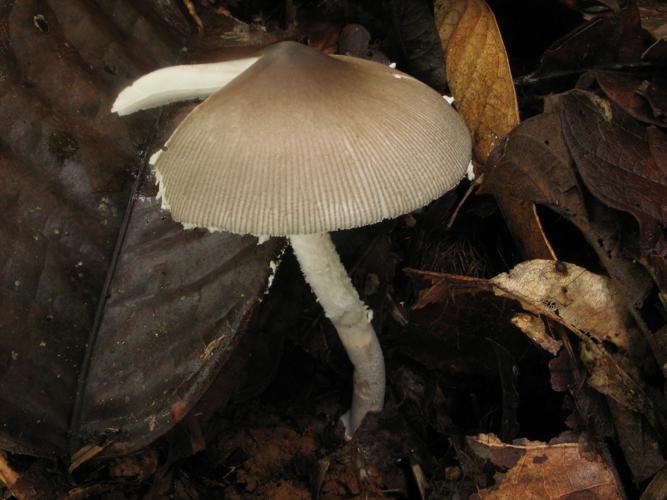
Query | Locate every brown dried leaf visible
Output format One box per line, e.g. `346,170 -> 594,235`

1,1 -> 281,460
560,90 -> 667,267
510,313 -> 562,355
641,465 -> 667,500
467,434 -> 624,499
638,0 -> 667,39
596,71 -> 667,127
481,99 -> 655,308
435,0 -> 519,161
386,0 -> 447,92
435,0 -> 556,260
647,126 -> 667,175
536,5 -> 652,75
0,0 -> 182,457
608,401 -> 667,482
490,260 -> 643,358
489,260 -> 667,441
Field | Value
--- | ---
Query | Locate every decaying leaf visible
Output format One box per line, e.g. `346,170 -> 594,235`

535,4 -> 653,76
435,0 -> 554,261
0,450 -> 61,499
385,0 -> 447,92
0,451 -> 19,495
467,433 -> 624,499
637,0 -> 667,40
560,91 -> 667,229
490,260 -> 660,417
595,71 -> 667,127
410,258 -> 667,479
608,401 -> 667,482
510,313 -> 562,355
490,260 -> 643,359
0,0 -> 182,458
1,2 -> 281,461
435,0 -> 519,160
481,92 -> 661,324
641,465 -> 667,500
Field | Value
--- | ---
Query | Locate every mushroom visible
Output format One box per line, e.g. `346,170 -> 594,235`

112,41 -> 471,437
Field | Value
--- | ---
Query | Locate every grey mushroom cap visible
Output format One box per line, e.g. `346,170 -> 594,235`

155,41 -> 472,236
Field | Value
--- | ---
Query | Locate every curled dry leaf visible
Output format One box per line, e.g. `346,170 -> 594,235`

490,259 -> 667,447
510,313 -> 562,355
435,0 -> 519,161
535,4 -> 652,76
560,91 -> 667,230
595,70 -> 667,127
480,95 -> 657,311
467,433 -> 624,499
637,0 -> 667,39
490,260 -> 642,358
435,0 -> 554,261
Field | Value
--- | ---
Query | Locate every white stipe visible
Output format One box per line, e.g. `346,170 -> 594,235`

111,57 -> 260,116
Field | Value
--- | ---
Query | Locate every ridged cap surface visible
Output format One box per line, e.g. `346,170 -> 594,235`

155,41 -> 471,235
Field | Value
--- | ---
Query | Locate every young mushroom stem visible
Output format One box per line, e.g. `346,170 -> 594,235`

290,233 -> 385,437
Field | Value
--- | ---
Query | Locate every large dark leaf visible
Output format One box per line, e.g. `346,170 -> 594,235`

534,3 -> 653,76
480,100 -> 655,308
560,90 -> 667,229
0,1 -> 279,459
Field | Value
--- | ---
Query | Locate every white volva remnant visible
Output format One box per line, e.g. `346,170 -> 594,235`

111,57 -> 260,116
149,149 -> 162,166
290,233 -> 385,438
154,167 -> 171,211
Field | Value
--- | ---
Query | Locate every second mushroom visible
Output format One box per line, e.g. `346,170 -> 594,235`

113,41 -> 471,437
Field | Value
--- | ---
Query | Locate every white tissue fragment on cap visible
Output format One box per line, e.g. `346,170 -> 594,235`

466,161 -> 475,181
149,149 -> 163,166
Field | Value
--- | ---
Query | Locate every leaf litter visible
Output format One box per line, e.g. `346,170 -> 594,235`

2,0 -> 667,498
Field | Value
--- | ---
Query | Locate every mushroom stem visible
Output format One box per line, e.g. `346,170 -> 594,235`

111,57 -> 259,116
289,233 -> 385,438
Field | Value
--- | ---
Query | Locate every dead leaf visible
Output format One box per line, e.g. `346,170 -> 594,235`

386,0 -> 447,91
487,257 -> 667,482
481,97 -> 656,310
647,126 -> 667,175
467,433 -> 624,499
436,0 -> 555,261
0,451 -> 19,493
0,450 -> 61,499
435,0 -> 519,161
490,192 -> 557,261
510,313 -> 562,355
608,401 -> 667,482
489,260 -> 667,445
535,5 -> 653,76
596,71 -> 667,127
559,90 -> 667,283
0,0 -> 184,458
490,260 -> 643,358
109,448 -> 159,480
638,0 -> 667,39
0,2 -> 282,461
641,465 -> 667,500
